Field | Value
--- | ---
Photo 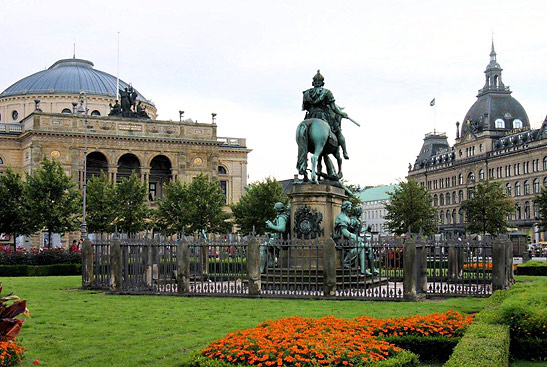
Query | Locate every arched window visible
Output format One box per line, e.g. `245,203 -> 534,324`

544,177 -> 547,187
515,182 -> 521,196
91,110 -> 101,116
458,190 -> 464,203
452,191 -> 456,204
61,108 -> 71,114
467,172 -> 475,183
218,166 -> 227,175
506,183 -> 512,197
439,211 -> 444,224
479,169 -> 484,181
495,118 -> 505,128
0,157 -> 3,165
440,194 -> 444,206
433,194 -> 438,207
534,202 -> 539,219
446,210 -> 451,224
524,201 -> 530,219
445,193 -> 450,205
515,203 -> 522,220
544,157 -> 547,170
534,179 -> 540,194
524,180 -> 530,195
452,209 -> 457,224
513,119 -> 523,129
459,208 -> 464,224
458,174 -> 463,185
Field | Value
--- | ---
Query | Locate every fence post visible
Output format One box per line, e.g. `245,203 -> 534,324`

403,235 -> 417,301
323,238 -> 337,297
247,237 -> 261,296
81,239 -> 94,289
503,235 -> 514,286
416,235 -> 427,295
110,241 -> 122,292
447,241 -> 460,280
177,238 -> 190,295
492,236 -> 507,290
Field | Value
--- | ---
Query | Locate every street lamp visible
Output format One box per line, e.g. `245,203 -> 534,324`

78,91 -> 89,240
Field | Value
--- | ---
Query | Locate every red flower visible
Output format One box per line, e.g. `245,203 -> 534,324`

33,360 -> 40,365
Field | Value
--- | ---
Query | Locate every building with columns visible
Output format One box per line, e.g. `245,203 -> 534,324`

0,57 -> 250,247
408,43 -> 547,241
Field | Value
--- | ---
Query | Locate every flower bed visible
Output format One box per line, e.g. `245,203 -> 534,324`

189,311 -> 473,367
0,341 -> 25,367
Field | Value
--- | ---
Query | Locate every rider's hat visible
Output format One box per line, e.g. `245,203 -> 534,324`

312,70 -> 325,86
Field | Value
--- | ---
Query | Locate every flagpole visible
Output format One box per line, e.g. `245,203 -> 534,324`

116,32 -> 120,100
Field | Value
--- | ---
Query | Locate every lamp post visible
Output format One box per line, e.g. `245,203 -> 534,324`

78,91 -> 89,240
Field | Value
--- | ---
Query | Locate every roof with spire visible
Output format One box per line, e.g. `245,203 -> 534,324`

460,40 -> 528,137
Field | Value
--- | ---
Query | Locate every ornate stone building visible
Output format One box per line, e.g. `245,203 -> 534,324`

0,57 -> 250,247
408,43 -> 547,241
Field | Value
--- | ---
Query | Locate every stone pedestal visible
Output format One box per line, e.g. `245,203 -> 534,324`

288,183 -> 347,239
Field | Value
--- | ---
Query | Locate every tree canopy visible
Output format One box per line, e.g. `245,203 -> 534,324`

534,186 -> 547,232
384,178 -> 436,235
113,172 -> 150,235
156,174 -> 230,235
0,168 -> 38,250
86,171 -> 117,235
25,157 -> 81,247
231,177 -> 289,235
461,180 -> 513,235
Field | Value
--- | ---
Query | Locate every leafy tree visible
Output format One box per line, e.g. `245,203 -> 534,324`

534,187 -> 547,232
0,168 -> 38,251
113,172 -> 150,236
461,180 -> 513,235
156,174 -> 231,235
384,178 -> 436,235
231,177 -> 289,235
25,157 -> 81,247
86,171 -> 117,235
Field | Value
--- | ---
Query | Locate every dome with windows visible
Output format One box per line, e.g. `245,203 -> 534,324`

461,43 -> 529,137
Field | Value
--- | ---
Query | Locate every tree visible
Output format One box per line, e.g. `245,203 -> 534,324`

113,172 -> 150,236
86,171 -> 117,236
534,187 -> 547,232
231,177 -> 289,235
156,174 -> 230,235
0,168 -> 38,251
461,180 -> 513,235
26,157 -> 81,247
384,178 -> 436,235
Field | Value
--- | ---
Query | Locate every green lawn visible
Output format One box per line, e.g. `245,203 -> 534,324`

2,276 -> 486,367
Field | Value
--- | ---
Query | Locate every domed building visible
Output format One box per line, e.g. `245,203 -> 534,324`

0,56 -> 250,248
409,42 -> 547,246
0,57 -> 157,122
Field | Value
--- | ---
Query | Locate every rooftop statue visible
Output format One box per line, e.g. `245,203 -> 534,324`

296,70 -> 359,183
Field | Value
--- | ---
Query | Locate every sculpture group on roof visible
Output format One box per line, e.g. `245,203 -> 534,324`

108,85 -> 150,119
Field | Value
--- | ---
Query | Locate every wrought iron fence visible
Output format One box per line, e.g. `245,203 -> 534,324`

84,235 -> 508,300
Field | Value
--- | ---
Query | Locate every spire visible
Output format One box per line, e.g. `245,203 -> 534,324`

478,39 -> 509,96
73,42 -> 76,59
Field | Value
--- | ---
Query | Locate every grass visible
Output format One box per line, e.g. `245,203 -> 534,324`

2,276 -> 487,367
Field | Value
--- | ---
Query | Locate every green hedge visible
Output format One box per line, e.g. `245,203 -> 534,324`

182,350 -> 419,367
384,335 -> 458,362
516,260 -> 547,276
0,263 -> 82,276
443,322 -> 509,367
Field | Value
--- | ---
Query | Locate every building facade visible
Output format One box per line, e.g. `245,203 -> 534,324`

0,57 -> 250,247
357,184 -> 398,235
408,43 -> 547,241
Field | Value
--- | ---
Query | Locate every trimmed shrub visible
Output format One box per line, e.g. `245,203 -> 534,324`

0,264 -> 82,277
516,260 -> 547,276
384,335 -> 458,362
0,248 -> 81,266
444,322 -> 509,367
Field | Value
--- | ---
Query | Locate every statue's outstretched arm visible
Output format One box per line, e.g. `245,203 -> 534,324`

266,216 -> 287,233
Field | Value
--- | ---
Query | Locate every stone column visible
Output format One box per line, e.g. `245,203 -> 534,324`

110,241 -> 122,291
504,236 -> 514,286
247,237 -> 261,295
323,238 -> 337,296
492,237 -> 507,291
403,235 -> 417,301
416,236 -> 428,294
177,238 -> 190,295
81,240 -> 94,289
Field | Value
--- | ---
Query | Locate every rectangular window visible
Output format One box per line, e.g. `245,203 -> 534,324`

219,180 -> 227,204
148,183 -> 156,201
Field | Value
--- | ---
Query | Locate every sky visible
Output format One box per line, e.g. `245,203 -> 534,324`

2,0 -> 547,187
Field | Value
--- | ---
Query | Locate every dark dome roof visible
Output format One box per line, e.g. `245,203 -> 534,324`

461,93 -> 529,136
0,58 -> 151,103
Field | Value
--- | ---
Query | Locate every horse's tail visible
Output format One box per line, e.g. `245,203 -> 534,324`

296,120 -> 310,174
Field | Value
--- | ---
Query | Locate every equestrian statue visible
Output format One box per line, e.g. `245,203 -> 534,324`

296,70 -> 360,183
